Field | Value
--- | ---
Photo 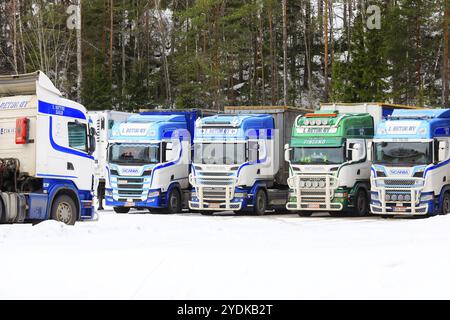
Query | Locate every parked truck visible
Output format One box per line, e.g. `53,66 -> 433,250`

285,103 -> 420,217
105,110 -> 212,214
189,106 -> 309,215
0,71 -> 96,225
88,110 -> 134,210
370,108 -> 450,217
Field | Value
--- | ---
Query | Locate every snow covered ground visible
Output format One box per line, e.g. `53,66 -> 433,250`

1,209 -> 450,300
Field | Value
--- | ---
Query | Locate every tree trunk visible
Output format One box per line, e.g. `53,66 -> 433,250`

444,0 -> 449,107
324,0 -> 329,101
268,4 -> 276,105
77,0 -> 83,102
282,0 -> 288,106
110,0 -> 114,79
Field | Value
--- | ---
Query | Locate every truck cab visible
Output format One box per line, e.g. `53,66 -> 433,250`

370,109 -> 450,216
105,111 -> 199,214
0,71 -> 96,225
285,110 -> 373,216
88,110 -> 134,209
189,106 -> 306,215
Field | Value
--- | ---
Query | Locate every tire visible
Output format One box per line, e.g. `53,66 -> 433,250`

253,189 -> 267,216
0,195 -> 4,223
441,192 -> 450,215
298,211 -> 313,217
167,189 -> 182,214
352,189 -> 369,217
51,195 -> 77,225
114,207 -> 130,214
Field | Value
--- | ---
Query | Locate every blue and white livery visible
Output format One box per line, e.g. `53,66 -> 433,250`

370,109 -> 450,216
0,71 -> 96,225
105,111 -> 201,213
189,106 -> 305,215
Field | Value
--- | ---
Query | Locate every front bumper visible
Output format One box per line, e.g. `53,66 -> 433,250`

286,174 -> 343,211
189,173 -> 242,211
370,177 -> 429,215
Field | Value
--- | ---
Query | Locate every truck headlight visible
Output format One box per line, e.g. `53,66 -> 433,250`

148,190 -> 160,198
234,192 -> 247,198
106,189 -> 112,196
334,192 -> 348,198
420,194 -> 434,202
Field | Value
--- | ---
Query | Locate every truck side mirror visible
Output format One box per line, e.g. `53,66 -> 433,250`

284,144 -> 291,162
367,141 -> 373,162
438,141 -> 449,162
89,127 -> 96,155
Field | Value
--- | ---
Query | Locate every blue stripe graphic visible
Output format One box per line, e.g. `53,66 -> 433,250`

38,100 -> 86,120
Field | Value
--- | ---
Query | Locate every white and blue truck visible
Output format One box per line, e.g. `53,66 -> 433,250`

88,110 -> 134,210
105,110 -> 212,214
370,108 -> 450,217
0,71 -> 96,225
189,106 -> 308,215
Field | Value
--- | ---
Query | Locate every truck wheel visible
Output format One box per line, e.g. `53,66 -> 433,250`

353,189 -> 369,217
441,192 -> 450,215
298,211 -> 313,217
114,207 -> 130,214
0,196 -> 4,223
51,195 -> 77,225
167,189 -> 182,214
253,189 -> 267,216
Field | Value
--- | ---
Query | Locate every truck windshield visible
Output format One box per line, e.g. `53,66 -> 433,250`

109,143 -> 160,165
373,142 -> 432,166
291,147 -> 345,164
194,143 -> 246,165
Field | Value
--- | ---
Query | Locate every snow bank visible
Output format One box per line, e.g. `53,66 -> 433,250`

1,211 -> 450,299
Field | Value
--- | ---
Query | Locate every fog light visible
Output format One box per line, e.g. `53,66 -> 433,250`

313,181 -> 319,188
385,194 -> 391,201
319,181 -> 326,188
306,181 -> 312,188
391,194 -> 398,201
405,194 -> 411,201
398,195 -> 404,201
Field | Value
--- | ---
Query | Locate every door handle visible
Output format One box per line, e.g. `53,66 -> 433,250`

67,162 -> 74,170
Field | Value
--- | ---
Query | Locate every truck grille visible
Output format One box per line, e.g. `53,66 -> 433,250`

203,187 -> 229,200
111,170 -> 151,200
384,179 -> 416,186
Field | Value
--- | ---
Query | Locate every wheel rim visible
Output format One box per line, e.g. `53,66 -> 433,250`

56,202 -> 72,224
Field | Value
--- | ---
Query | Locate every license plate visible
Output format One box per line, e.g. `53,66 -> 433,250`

308,203 -> 320,209
209,203 -> 220,209
124,202 -> 133,207
393,206 -> 407,212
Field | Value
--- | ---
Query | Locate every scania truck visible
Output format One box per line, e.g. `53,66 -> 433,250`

370,108 -> 450,217
88,110 -> 134,210
0,71 -> 96,225
285,103 -> 419,217
189,106 -> 309,215
105,110 -> 211,214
